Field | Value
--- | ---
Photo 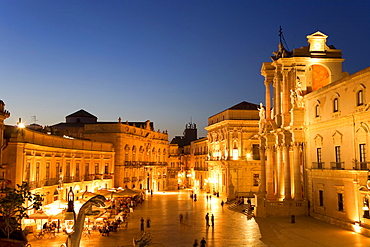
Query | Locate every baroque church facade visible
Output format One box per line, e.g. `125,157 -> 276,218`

257,30 -> 370,235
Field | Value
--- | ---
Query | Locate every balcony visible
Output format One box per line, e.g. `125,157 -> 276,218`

29,181 -> 44,189
103,173 -> 113,179
124,177 -> 130,183
63,176 -> 72,183
354,161 -> 370,170
312,162 -> 325,169
330,162 -> 344,170
44,178 -> 59,186
84,174 -> 94,181
132,177 -> 138,182
194,167 -> 208,171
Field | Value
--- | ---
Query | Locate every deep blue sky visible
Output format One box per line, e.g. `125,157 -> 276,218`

1,1 -> 369,139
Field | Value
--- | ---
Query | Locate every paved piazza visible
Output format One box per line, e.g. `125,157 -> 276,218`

28,190 -> 370,247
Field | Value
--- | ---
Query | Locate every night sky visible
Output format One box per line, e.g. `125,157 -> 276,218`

1,1 -> 369,139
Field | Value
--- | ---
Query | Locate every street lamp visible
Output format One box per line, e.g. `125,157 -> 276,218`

64,187 -> 75,234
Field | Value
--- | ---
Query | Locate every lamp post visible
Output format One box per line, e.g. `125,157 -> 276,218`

64,187 -> 75,234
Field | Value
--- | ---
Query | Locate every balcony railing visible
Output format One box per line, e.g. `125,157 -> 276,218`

103,173 -> 113,179
132,177 -> 138,182
124,161 -> 168,167
194,167 -> 208,171
312,162 -> 325,169
124,177 -> 130,183
29,181 -> 44,189
330,162 -> 344,170
84,174 -> 94,181
44,178 -> 59,186
354,161 -> 370,170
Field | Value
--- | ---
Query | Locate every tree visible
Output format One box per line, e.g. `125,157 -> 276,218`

0,181 -> 43,239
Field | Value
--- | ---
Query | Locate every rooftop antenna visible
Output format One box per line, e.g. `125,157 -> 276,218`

31,116 -> 37,124
279,26 -> 289,51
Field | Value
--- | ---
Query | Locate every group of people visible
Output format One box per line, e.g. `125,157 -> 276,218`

193,237 -> 207,247
204,213 -> 214,227
140,217 -> 151,231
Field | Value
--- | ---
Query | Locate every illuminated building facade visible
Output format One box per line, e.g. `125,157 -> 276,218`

0,100 -> 10,183
53,110 -> 169,191
169,122 -> 199,189
191,137 -> 208,191
205,101 -> 261,198
258,30 -> 370,235
2,124 -> 115,205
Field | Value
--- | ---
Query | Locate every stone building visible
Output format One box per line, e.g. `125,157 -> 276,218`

191,137 -> 208,191
257,30 -> 370,238
0,100 -> 10,184
53,109 -> 169,191
205,101 -> 261,198
169,122 -> 199,189
305,66 -> 370,235
2,124 -> 115,205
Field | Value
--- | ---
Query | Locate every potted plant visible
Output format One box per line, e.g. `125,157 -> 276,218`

0,181 -> 43,247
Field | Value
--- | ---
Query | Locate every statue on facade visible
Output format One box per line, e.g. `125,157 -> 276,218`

258,103 -> 265,132
291,78 -> 304,108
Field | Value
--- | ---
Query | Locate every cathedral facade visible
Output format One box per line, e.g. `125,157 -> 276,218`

258,30 -> 370,235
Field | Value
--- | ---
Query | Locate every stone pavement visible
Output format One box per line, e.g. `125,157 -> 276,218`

27,190 -> 370,247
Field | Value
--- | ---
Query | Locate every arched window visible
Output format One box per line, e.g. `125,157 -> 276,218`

333,98 -> 339,112
357,90 -> 364,106
315,104 -> 320,117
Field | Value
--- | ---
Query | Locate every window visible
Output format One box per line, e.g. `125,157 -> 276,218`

46,162 -> 50,180
253,174 -> 259,186
335,146 -> 341,163
95,163 -> 99,174
317,148 -> 322,168
360,144 -> 367,169
333,98 -> 338,112
357,90 -> 364,106
25,162 -> 30,183
36,162 -> 40,182
252,144 -> 260,160
315,104 -> 320,117
75,163 -> 80,179
85,163 -> 89,176
319,190 -> 324,207
104,163 -> 109,174
338,193 -> 344,212
66,162 -> 71,178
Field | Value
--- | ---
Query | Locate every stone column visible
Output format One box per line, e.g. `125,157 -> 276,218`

274,73 -> 282,126
293,143 -> 302,200
258,145 -> 266,195
276,144 -> 283,200
283,144 -> 292,200
266,145 -> 275,200
265,79 -> 271,120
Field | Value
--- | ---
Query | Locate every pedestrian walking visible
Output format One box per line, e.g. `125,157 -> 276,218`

140,217 -> 144,231
193,239 -> 198,247
211,214 -> 214,227
146,217 -> 150,228
194,194 -> 197,201
179,213 -> 183,223
221,200 -> 224,207
200,237 -> 207,247
205,213 -> 209,227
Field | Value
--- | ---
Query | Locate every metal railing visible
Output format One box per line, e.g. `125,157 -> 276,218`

353,161 -> 370,170
312,162 -> 325,169
330,162 -> 344,170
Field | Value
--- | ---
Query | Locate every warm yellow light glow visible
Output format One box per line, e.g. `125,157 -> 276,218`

353,222 -> 361,233
233,148 -> 238,160
17,123 -> 25,128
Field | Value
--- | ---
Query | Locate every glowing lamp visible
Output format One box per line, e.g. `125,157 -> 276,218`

64,187 -> 75,234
